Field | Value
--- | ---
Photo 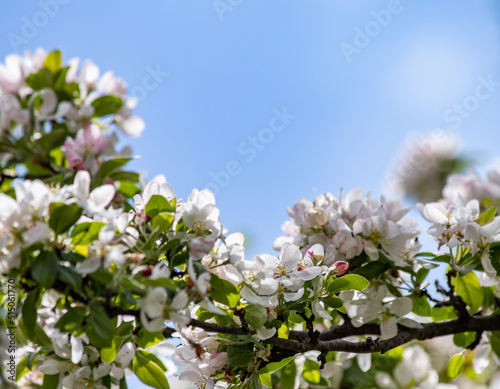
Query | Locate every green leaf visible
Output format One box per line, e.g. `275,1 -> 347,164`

322,296 -> 344,309
227,345 -> 254,368
210,274 -> 240,308
86,302 -> 114,348
136,328 -> 165,349
22,288 -> 40,331
452,271 -> 484,314
447,354 -> 465,379
44,50 -> 62,73
280,360 -> 297,389
152,213 -> 174,233
302,359 -> 321,384
71,221 -> 106,246
327,274 -> 369,294
259,357 -> 293,374
49,202 -> 83,235
411,296 -> 431,317
478,206 -> 497,226
20,321 -> 51,347
32,251 -> 58,288
416,268 -> 430,285
55,306 -> 87,332
249,370 -> 263,389
245,304 -> 268,329
42,374 -> 60,389
91,95 -> 123,117
118,181 -> 141,198
259,372 -> 271,387
110,171 -> 140,182
120,377 -> 128,389
491,332 -> 500,358
26,68 -> 53,90
137,350 -> 168,372
431,306 -> 457,321
431,254 -> 453,263
16,356 -> 29,380
37,127 -> 69,150
57,265 -> 84,296
99,157 -> 132,179
133,349 -> 170,389
453,332 -> 476,348
353,261 -> 391,280
278,321 -> 289,339
145,195 -> 175,218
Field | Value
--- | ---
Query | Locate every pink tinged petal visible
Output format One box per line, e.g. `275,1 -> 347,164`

177,369 -> 204,383
117,115 -> 145,137
280,243 -> 301,270
90,184 -> 115,208
171,290 -> 189,310
22,223 -> 50,246
226,232 -> 245,247
256,327 -> 276,340
93,363 -> 111,381
481,252 -> 497,278
380,319 -> 398,340
473,344 -> 490,374
38,88 -> 58,115
363,241 -> 379,260
357,354 -> 371,372
240,287 -> 274,307
74,170 -> 91,198
398,318 -> 423,329
111,365 -> 125,380
209,352 -> 228,371
256,277 -> 279,295
75,256 -> 101,275
482,217 -> 500,237
464,223 -> 480,241
159,182 -> 175,200
294,266 -> 322,281
283,289 -> 304,302
143,181 -> 159,205
312,300 -> 332,320
418,203 -> 449,224
389,297 -> 412,317
70,336 -> 84,364
140,310 -> 165,333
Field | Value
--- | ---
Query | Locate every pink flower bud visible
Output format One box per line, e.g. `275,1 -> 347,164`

331,261 -> 348,275
209,352 -> 228,371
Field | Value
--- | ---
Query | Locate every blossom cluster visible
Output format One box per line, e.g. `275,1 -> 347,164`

387,131 -> 467,202
2,49 -> 500,389
274,188 -> 420,270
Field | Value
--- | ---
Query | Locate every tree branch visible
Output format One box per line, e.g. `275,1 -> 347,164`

265,315 -> 500,354
173,315 -> 500,356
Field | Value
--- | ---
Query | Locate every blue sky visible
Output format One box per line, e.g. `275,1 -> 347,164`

2,1 -> 500,386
